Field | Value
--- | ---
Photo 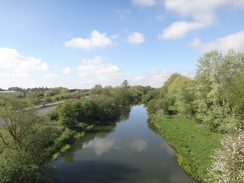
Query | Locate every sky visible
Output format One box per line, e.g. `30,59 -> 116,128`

0,0 -> 244,89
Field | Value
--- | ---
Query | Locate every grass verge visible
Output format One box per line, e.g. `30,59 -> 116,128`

150,113 -> 222,182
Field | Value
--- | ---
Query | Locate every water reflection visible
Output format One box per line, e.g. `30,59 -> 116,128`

53,105 -> 198,183
160,141 -> 175,155
130,139 -> 148,152
83,138 -> 117,156
55,161 -> 138,183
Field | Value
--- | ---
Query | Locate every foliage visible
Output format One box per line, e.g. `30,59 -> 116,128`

146,99 -> 158,114
91,95 -> 120,121
193,50 -> 244,132
156,50 -> 244,133
0,148 -> 53,183
208,130 -> 244,183
56,95 -> 122,129
0,97 -> 57,183
160,73 -> 181,98
57,100 -> 83,129
150,113 -> 221,182
146,99 -> 169,115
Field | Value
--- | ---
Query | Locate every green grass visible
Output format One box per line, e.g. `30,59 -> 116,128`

150,114 -> 222,182
60,144 -> 71,153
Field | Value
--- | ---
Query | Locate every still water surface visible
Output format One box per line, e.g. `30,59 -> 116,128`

53,105 -> 198,183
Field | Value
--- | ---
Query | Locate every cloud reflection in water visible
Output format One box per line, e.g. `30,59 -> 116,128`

83,138 -> 116,156
130,139 -> 148,152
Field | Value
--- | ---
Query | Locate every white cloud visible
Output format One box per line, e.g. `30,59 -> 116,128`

130,69 -> 174,88
77,56 -> 124,87
65,30 -> 114,50
0,47 -> 49,72
188,37 -> 202,48
161,0 -> 244,39
43,73 -> 59,79
116,9 -> 131,19
127,32 -> 145,44
130,139 -> 148,152
63,67 -> 71,74
0,47 -> 49,89
0,72 -> 28,78
158,21 -> 204,39
83,138 -> 116,156
131,0 -> 157,7
164,0 -> 221,23
189,31 -> 244,53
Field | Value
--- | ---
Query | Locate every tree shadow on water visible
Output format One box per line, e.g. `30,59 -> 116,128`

54,161 -> 139,183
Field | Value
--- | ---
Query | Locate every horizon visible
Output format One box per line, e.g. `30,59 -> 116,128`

0,0 -> 244,89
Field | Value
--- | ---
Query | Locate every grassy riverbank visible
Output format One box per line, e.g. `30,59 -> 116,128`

150,113 -> 223,182
48,124 -> 95,160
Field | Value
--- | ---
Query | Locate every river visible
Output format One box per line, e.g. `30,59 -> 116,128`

52,105 -> 198,183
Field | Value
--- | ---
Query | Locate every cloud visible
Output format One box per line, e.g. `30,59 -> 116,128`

77,56 -> 124,87
158,21 -> 204,39
0,72 -> 28,78
164,0 -> 220,23
131,0 -> 157,7
116,9 -> 131,19
0,47 -> 49,89
0,47 -> 49,72
189,31 -> 244,53
63,67 -> 71,74
130,140 -> 148,152
83,138 -> 116,156
127,32 -> 145,44
65,30 -> 114,50
161,0 -> 244,39
188,37 -> 202,48
43,73 -> 59,79
130,69 -> 174,88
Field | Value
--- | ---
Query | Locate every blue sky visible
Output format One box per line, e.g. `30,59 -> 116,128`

0,0 -> 244,89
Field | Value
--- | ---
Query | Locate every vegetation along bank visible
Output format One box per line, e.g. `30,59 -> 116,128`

0,81 -> 155,183
146,49 -> 244,183
0,49 -> 243,183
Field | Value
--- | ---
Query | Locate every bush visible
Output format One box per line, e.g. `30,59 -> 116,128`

146,99 -> 157,114
208,130 -> 244,182
154,99 -> 169,115
0,149 -> 52,183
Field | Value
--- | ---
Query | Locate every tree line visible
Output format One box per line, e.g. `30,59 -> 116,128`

148,49 -> 244,133
0,81 -> 155,183
146,49 -> 243,182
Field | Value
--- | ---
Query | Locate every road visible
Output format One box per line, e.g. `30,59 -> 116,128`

0,101 -> 64,126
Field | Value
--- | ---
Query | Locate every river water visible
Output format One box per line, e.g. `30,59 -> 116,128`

52,105 -> 198,183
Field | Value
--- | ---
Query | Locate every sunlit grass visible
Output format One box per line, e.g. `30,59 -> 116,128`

150,114 -> 222,182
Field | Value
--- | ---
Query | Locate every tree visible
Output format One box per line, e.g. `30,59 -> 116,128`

208,131 -> 244,183
0,96 -> 56,183
121,80 -> 129,88
167,75 -> 192,105
193,50 -> 244,132
58,100 -> 82,129
89,84 -> 103,96
160,73 -> 181,98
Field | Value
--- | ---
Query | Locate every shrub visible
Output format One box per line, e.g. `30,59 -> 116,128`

208,130 -> 244,182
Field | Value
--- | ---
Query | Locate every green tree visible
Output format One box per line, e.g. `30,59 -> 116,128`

58,100 -> 83,129
0,97 -> 56,183
193,50 -> 244,132
160,73 -> 181,98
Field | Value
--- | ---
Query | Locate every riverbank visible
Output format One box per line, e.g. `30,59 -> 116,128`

150,113 -> 222,182
48,124 -> 95,160
52,105 -> 197,183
